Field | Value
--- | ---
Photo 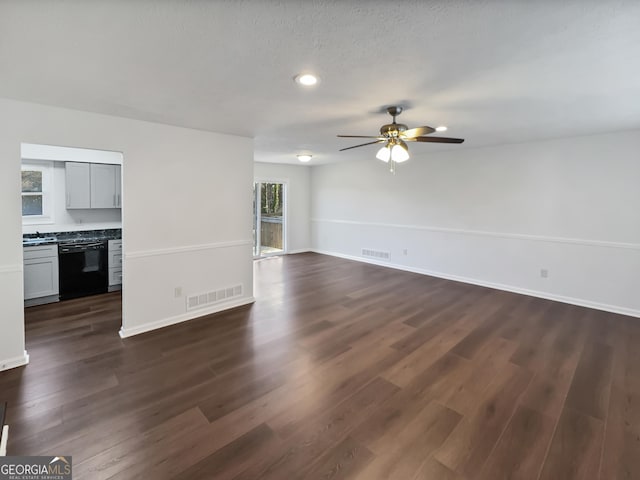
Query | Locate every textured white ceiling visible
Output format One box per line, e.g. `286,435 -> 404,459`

1,0 -> 639,165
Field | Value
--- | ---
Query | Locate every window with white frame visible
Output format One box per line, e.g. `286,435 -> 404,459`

21,160 -> 54,224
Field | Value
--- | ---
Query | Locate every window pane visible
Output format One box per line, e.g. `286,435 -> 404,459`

261,183 -> 283,215
22,170 -> 42,192
259,183 -> 284,253
22,195 -> 43,216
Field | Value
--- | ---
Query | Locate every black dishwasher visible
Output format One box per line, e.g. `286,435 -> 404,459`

58,241 -> 108,300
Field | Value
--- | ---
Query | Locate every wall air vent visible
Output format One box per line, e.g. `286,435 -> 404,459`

186,284 -> 243,311
361,248 -> 390,260
187,296 -> 199,310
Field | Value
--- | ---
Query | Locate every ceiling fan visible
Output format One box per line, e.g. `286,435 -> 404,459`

337,106 -> 464,172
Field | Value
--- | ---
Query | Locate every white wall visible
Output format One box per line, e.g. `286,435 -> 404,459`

21,160 -> 122,235
22,143 -> 123,164
0,98 -> 254,370
311,130 -> 640,317
254,162 -> 311,253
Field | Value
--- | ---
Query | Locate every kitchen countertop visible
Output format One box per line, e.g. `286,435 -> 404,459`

23,228 -> 122,247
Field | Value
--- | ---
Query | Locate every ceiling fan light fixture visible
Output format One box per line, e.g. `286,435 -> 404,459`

391,140 -> 410,163
376,144 -> 391,162
296,154 -> 312,162
435,125 -> 448,132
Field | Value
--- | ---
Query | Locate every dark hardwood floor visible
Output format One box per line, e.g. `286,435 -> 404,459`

1,252 -> 639,479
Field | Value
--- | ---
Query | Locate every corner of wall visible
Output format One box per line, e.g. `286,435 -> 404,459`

0,350 -> 29,372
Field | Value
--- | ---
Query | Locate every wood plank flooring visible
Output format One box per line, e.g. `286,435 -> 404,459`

1,252 -> 639,479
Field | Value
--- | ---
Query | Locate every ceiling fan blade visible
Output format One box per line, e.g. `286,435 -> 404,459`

339,140 -> 385,151
407,136 -> 464,144
402,126 -> 435,137
337,135 -> 385,139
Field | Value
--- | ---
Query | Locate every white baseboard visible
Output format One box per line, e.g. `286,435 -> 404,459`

287,249 -> 312,254
119,296 -> 256,338
0,350 -> 29,372
24,294 -> 60,308
311,249 -> 640,319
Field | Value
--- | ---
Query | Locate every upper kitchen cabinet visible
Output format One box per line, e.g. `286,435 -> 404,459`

114,165 -> 122,208
66,162 -> 121,209
65,162 -> 91,208
91,163 -> 121,208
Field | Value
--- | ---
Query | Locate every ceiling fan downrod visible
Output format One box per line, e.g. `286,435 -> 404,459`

387,106 -> 403,122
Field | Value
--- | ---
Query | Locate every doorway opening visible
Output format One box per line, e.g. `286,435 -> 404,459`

253,181 -> 286,257
20,143 -> 124,346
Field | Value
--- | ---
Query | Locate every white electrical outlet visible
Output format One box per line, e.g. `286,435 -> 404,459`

174,286 -> 182,297
540,269 -> 549,278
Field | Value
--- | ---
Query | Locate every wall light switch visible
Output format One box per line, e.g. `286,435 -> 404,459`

174,287 -> 182,297
540,269 -> 549,278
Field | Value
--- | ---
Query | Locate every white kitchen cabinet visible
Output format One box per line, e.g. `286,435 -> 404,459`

108,268 -> 122,288
65,162 -> 91,209
24,245 -> 59,304
91,163 -> 119,208
108,239 -> 122,291
65,162 -> 122,209
114,165 -> 122,208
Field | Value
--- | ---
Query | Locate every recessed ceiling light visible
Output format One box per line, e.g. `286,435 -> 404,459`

294,73 -> 319,86
297,154 -> 312,162
435,125 -> 448,132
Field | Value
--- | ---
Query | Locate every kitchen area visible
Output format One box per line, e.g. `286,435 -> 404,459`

21,143 -> 123,309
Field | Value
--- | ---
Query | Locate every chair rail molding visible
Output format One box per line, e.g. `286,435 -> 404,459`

125,239 -> 253,259
311,218 -> 640,251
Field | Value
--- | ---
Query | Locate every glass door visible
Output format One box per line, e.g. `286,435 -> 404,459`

253,182 -> 285,257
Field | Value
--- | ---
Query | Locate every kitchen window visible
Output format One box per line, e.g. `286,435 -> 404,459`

21,160 -> 54,224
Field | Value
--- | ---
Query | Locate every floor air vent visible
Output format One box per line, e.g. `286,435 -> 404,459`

186,284 -> 243,311
361,248 -> 390,260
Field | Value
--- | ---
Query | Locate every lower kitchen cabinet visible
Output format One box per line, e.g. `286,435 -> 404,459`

108,239 -> 122,291
24,244 -> 59,306
108,268 -> 122,288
